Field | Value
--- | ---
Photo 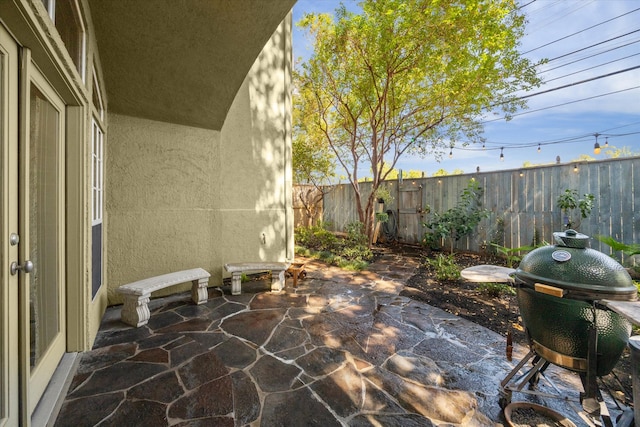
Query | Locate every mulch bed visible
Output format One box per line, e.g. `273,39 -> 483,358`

392,245 -> 634,406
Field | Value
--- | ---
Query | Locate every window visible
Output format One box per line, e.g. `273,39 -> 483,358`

42,0 -> 86,81
92,68 -> 104,121
91,119 -> 103,225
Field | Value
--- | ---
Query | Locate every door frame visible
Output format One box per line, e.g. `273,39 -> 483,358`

0,21 -> 20,427
19,50 -> 68,417
2,1 -> 94,423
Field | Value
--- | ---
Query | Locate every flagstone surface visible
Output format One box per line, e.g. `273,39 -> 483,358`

53,249 -> 585,426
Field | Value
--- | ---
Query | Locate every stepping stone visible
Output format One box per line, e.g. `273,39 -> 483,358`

460,265 -> 515,283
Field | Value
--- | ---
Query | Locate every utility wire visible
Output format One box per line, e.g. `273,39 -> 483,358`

542,28 -> 640,63
483,86 -> 640,123
523,6 -> 640,55
538,38 -> 640,73
544,52 -> 640,84
519,66 -> 640,100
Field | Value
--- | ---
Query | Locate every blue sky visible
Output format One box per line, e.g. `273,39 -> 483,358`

292,0 -> 640,175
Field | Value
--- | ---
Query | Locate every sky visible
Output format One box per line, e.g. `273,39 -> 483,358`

291,0 -> 640,176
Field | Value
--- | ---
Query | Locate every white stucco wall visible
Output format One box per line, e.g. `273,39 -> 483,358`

105,15 -> 293,303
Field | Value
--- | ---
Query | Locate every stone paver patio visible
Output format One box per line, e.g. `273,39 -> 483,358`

53,249 -> 588,426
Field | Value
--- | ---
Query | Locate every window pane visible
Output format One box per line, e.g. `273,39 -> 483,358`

55,0 -> 84,77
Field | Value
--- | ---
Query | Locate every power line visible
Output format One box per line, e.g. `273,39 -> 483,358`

519,66 -> 640,100
523,6 -> 640,55
483,86 -> 640,123
538,38 -> 640,74
542,28 -> 640,63
544,52 -> 640,84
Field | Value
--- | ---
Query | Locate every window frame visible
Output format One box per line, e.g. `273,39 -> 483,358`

41,0 -> 87,83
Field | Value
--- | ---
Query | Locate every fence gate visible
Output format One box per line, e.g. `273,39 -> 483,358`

397,183 -> 424,243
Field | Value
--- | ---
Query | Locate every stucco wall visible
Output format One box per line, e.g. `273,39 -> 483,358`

105,115 -> 220,303
105,15 -> 293,304
219,13 -> 293,269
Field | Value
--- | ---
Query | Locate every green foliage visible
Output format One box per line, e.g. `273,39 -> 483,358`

294,222 -> 373,270
426,254 -> 460,281
292,84 -> 336,187
295,0 -> 543,245
422,180 -> 489,253
295,222 -> 339,251
595,235 -> 640,271
375,212 -> 389,223
595,235 -> 640,257
477,282 -> 515,298
603,145 -> 640,159
487,216 -> 506,253
490,243 -> 536,268
374,186 -> 394,205
556,189 -> 595,229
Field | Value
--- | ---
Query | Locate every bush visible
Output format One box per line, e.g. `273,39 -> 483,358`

426,254 -> 460,281
294,221 -> 373,270
422,180 -> 489,253
477,282 -> 515,297
295,222 -> 338,251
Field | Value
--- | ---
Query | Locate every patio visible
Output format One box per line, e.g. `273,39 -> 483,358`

53,249 -> 585,426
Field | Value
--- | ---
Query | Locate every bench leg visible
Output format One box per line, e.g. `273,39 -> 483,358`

271,270 -> 285,292
191,277 -> 209,304
231,272 -> 242,295
121,294 -> 151,327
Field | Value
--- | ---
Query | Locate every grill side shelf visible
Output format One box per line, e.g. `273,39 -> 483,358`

598,300 -> 640,326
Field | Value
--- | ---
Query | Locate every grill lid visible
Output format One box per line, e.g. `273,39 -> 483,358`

514,230 -> 637,301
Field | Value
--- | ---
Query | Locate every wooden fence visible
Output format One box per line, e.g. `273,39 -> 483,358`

314,156 -> 640,263
293,184 -> 324,228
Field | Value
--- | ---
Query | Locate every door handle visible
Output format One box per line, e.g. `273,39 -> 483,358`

10,260 -> 33,275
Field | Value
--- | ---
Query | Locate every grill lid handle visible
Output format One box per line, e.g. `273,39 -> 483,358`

553,229 -> 590,249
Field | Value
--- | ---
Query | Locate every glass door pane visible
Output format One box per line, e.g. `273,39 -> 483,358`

28,84 -> 61,368
24,67 -> 66,416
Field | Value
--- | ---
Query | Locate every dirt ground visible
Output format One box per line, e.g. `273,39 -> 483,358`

396,246 -> 634,406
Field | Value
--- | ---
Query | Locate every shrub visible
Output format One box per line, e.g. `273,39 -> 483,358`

426,254 -> 460,281
295,222 -> 338,252
294,221 -> 373,270
422,179 -> 489,253
556,189 -> 595,229
477,282 -> 515,297
490,243 -> 536,268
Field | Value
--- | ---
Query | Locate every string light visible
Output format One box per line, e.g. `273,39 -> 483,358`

500,147 -> 504,162
537,143 -> 541,153
449,149 -> 453,159
593,133 -> 601,155
573,163 -> 579,173
604,137 -> 609,148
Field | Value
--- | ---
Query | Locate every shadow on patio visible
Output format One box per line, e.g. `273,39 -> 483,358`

53,249 -> 583,426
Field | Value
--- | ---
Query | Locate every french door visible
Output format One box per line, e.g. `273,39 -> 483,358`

1,22 -> 20,427
1,24 -> 67,426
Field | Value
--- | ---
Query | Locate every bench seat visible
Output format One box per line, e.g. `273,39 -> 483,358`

117,268 -> 210,327
224,262 -> 290,295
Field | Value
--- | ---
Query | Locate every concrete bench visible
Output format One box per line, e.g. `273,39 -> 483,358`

224,262 -> 290,295
117,268 -> 211,327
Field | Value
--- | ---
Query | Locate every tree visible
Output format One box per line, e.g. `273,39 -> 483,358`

603,145 -> 639,158
292,82 -> 337,226
296,0 -> 543,244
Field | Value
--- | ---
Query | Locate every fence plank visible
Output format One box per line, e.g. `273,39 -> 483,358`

312,157 -> 640,258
